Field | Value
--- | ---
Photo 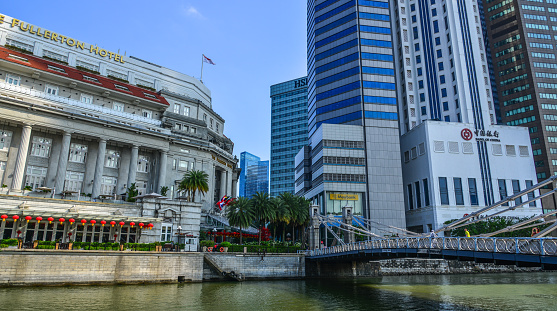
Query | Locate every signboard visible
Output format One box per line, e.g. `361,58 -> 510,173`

461,128 -> 501,142
329,193 -> 359,200
1,14 -> 125,63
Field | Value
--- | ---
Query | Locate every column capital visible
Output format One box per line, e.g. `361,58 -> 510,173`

132,145 -> 139,150
98,139 -> 107,144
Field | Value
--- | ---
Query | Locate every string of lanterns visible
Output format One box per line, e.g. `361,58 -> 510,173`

0,214 -> 154,229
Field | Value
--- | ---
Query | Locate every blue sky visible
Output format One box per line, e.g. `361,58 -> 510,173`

2,1 -> 307,161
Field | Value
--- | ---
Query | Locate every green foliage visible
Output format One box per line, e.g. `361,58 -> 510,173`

126,183 -> 139,202
200,240 -> 215,247
226,197 -> 255,245
23,185 -> 33,194
444,216 -> 551,237
219,241 -> 232,248
0,239 -> 18,246
160,186 -> 169,197
1,184 -> 7,188
0,244 -> 9,248
178,170 -> 209,202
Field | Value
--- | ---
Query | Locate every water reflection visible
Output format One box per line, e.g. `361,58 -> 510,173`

0,273 -> 555,311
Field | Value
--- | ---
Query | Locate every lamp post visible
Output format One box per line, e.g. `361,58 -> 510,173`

213,228 -> 217,243
177,226 -> 183,252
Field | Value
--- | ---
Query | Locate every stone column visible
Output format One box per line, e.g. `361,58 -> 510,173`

11,124 -> 32,191
158,150 -> 167,192
232,178 -> 238,198
220,170 -> 227,197
127,146 -> 139,189
54,132 -> 72,194
91,139 -> 107,199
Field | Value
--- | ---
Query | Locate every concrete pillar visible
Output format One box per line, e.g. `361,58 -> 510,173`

127,145 -> 139,189
220,170 -> 227,197
309,205 -> 321,250
91,139 -> 107,198
54,132 -> 72,194
232,178 -> 238,198
11,124 -> 32,191
158,150 -> 167,192
342,205 -> 354,244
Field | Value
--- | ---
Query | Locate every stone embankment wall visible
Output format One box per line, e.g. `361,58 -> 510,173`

0,250 -> 204,286
306,258 -> 541,278
203,253 -> 305,281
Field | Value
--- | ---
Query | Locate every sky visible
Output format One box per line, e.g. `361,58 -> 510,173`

1,0 -> 307,161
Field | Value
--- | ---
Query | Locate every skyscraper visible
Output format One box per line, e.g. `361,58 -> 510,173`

481,0 -> 557,211
303,0 -> 406,229
270,77 -> 308,197
239,152 -> 269,198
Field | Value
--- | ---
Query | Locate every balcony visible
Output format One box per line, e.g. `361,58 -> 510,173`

0,81 -> 164,129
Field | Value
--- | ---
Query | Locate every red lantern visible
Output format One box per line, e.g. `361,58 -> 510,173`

47,217 -> 54,224
12,215 -> 19,221
1,215 -> 7,221
130,222 -> 135,228
36,216 -> 43,223
100,220 -> 106,226
69,218 -> 75,224
80,219 -> 87,226
110,221 -> 116,227
148,223 -> 154,230
59,218 -> 65,223
119,221 -> 125,227
25,216 -> 32,223
90,220 -> 97,226
139,222 -> 144,228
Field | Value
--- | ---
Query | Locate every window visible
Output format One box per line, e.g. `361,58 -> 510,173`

45,84 -> 58,96
104,150 -> 120,168
498,179 -> 509,206
138,155 -> 150,173
161,225 -> 172,242
408,184 -> 414,210
24,166 -> 47,190
454,178 -> 464,205
174,103 -> 180,114
142,109 -> 152,119
439,177 -> 449,205
468,178 -> 478,206
512,180 -> 522,206
179,160 -> 188,169
0,161 -> 6,185
415,181 -> 422,208
203,114 -> 207,122
525,180 -> 536,206
136,180 -> 147,195
76,60 -> 99,72
80,94 -> 93,104
216,123 -> 220,133
113,102 -> 124,112
5,74 -> 21,86
100,176 -> 117,195
183,106 -> 190,117
64,171 -> 84,192
69,143 -> 88,163
0,130 -> 13,151
43,49 -> 68,63
30,137 -> 52,157
210,118 -> 214,129
423,178 -> 430,206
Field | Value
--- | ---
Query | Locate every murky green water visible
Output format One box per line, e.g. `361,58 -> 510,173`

1,273 -> 556,311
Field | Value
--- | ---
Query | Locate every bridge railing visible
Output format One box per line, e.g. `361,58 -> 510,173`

304,237 -> 557,257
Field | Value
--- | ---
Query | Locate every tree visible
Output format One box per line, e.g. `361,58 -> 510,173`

178,170 -> 209,202
269,196 -> 289,242
251,191 -> 273,244
126,183 -> 138,202
226,197 -> 255,245
279,192 -> 296,242
159,186 -> 169,197
292,196 -> 310,243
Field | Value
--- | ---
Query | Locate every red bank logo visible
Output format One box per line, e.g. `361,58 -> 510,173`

461,128 -> 473,141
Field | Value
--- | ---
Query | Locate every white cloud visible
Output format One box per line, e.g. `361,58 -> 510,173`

182,5 -> 205,19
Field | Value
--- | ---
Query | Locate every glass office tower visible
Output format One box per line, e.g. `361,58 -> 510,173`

239,152 -> 269,197
270,77 -> 309,197
305,0 -> 406,229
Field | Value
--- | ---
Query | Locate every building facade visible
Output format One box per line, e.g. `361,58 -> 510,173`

390,1 -> 541,232
481,0 -> 557,203
239,151 -> 269,197
270,77 -> 308,197
304,0 -> 406,230
0,14 -> 239,244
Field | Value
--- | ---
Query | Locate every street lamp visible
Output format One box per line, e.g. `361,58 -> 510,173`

213,228 -> 217,243
177,226 -> 183,251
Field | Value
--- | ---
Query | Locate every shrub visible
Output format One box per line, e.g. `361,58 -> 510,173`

219,241 -> 232,248
200,240 -> 215,247
0,244 -> 9,248
1,239 -> 19,246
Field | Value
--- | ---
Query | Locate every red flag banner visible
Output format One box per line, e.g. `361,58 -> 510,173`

203,54 -> 215,65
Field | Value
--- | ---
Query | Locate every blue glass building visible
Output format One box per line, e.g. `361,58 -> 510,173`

239,152 -> 269,198
301,0 -> 406,229
270,77 -> 308,197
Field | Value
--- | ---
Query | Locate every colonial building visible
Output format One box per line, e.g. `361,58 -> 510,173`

0,14 -> 239,244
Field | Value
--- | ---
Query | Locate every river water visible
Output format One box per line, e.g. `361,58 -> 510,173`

1,273 -> 556,311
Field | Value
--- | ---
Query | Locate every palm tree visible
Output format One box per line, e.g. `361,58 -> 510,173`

178,170 -> 209,202
279,192 -> 296,242
269,197 -> 289,242
290,196 -> 310,243
226,197 -> 255,245
251,191 -> 272,244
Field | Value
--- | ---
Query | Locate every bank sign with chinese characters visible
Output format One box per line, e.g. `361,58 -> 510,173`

461,128 -> 501,142
0,14 -> 125,63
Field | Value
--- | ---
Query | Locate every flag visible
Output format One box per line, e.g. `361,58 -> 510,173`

203,54 -> 215,65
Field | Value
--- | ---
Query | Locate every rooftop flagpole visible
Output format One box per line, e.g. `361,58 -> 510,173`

200,54 -> 205,83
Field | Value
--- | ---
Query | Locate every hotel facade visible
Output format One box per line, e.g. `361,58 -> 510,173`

0,14 -> 239,245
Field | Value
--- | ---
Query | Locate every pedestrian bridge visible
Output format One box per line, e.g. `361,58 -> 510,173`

303,237 -> 557,268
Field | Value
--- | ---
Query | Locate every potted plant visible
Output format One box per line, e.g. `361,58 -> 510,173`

23,185 -> 33,195
1,184 -> 7,193
160,186 -> 169,197
219,241 -> 231,252
200,240 -> 214,252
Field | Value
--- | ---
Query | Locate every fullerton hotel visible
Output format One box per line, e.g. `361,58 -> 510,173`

0,14 -> 239,244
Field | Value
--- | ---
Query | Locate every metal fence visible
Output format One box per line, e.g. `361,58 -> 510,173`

303,237 -> 557,257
